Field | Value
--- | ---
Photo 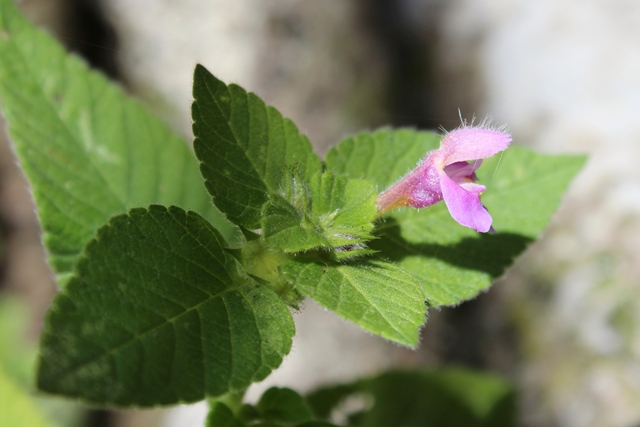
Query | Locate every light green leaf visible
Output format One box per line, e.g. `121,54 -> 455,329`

0,365 -> 59,427
281,259 -> 425,347
0,295 -> 36,387
192,64 -> 322,229
262,171 -> 377,260
326,129 -> 586,306
0,295 -> 83,427
309,172 -> 377,251
307,368 -> 516,427
325,128 -> 440,189
0,0 -> 238,283
262,194 -> 327,253
37,206 -> 294,407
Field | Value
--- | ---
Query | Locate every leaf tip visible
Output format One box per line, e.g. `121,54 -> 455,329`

193,62 -> 207,77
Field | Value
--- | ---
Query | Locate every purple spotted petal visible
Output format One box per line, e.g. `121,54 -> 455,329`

439,127 -> 511,165
439,172 -> 493,232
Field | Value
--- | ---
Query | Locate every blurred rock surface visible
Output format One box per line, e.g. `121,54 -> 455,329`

440,1 -> 640,425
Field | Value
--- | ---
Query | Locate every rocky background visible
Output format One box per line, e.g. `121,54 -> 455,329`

1,1 -> 640,427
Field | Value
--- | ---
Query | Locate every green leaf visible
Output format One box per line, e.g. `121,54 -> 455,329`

0,365 -> 59,427
326,129 -> 586,306
0,295 -> 83,427
192,64 -> 322,229
0,295 -> 36,387
309,172 -> 377,252
306,384 -> 357,420
262,171 -> 377,259
281,259 -> 425,346
357,370 -> 516,427
207,402 -> 247,427
0,0 -> 238,284
262,193 -> 327,253
256,387 -> 314,425
325,128 -> 440,189
37,206 -> 294,407
306,368 -> 516,427
296,423 -> 339,427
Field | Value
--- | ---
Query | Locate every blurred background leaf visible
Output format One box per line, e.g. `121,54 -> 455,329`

307,368 -> 516,427
0,0 -> 238,287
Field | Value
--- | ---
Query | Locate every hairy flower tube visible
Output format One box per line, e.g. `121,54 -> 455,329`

376,125 -> 511,232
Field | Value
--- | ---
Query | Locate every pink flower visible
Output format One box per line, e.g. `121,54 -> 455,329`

376,125 -> 511,232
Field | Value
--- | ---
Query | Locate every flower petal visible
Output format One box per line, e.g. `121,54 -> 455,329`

458,181 -> 486,194
439,172 -> 493,232
440,127 -> 511,164
443,160 -> 482,183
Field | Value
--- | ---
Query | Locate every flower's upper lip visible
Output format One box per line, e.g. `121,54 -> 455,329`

439,127 -> 512,164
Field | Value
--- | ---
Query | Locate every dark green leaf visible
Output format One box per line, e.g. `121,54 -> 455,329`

37,206 -> 294,406
281,259 -> 425,347
192,64 -> 321,229
307,368 -> 516,427
326,129 -> 586,306
207,402 -> 246,427
296,423 -> 339,427
0,0 -> 237,284
306,384 -> 357,420
356,369 -> 516,427
256,387 -> 314,425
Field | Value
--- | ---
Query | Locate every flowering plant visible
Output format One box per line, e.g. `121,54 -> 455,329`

0,1 -> 585,426
377,124 -> 511,232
